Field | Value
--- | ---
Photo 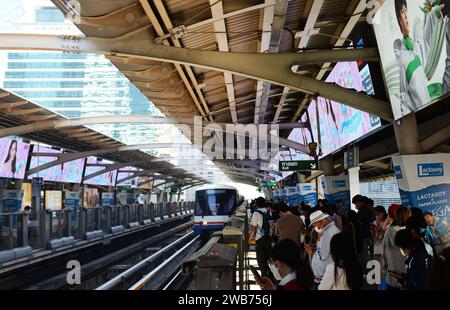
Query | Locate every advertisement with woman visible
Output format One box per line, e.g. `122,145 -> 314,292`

373,0 -> 450,120
0,138 -> 30,179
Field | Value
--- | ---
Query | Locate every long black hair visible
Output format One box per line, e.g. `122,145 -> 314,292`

4,140 -> 17,175
330,232 -> 363,290
270,239 -> 314,289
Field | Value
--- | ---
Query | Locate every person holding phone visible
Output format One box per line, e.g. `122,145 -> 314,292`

257,239 -> 313,290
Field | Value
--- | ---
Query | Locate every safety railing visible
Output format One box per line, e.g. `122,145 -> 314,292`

0,201 -> 194,259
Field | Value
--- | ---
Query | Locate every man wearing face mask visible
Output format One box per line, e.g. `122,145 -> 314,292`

304,210 -> 340,284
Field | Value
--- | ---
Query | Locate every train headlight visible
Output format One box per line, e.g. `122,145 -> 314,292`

202,221 -> 208,225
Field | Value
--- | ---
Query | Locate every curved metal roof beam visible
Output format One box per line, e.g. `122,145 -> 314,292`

0,32 -> 392,121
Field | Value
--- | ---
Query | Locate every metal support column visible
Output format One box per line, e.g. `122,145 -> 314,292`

150,203 -> 155,222
123,205 -> 130,228
40,210 -> 51,248
137,204 -> 144,224
104,206 -> 111,233
159,203 -> 164,221
78,207 -> 87,239
63,208 -> 72,237
17,213 -> 28,247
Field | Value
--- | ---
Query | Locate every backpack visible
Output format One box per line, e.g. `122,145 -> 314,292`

255,209 -> 270,237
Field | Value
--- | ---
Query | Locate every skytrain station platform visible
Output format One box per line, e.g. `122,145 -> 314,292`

0,0 -> 448,301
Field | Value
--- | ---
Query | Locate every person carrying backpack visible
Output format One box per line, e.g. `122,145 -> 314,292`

249,197 -> 273,280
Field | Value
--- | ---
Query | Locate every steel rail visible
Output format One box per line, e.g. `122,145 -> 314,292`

95,232 -> 194,290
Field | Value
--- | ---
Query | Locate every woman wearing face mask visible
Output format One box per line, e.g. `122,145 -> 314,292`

393,229 -> 431,290
258,239 -> 314,290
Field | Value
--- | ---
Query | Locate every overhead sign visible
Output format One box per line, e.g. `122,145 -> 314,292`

32,177 -> 43,185
344,146 -> 359,169
279,160 -> 318,172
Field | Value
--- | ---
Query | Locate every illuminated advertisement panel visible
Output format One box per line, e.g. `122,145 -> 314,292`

373,0 -> 449,120
286,61 -> 381,161
116,166 -> 139,188
45,190 -> 62,211
28,145 -> 85,183
0,137 -> 30,179
84,156 -> 117,186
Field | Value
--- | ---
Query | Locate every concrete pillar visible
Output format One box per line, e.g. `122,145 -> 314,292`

348,167 -> 361,211
320,156 -> 335,176
297,173 -> 306,183
393,113 -> 423,155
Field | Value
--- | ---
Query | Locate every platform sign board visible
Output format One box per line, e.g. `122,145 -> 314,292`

344,146 -> 359,170
286,186 -> 299,206
373,0 -> 450,120
101,192 -> 114,207
296,183 -> 318,207
1,190 -> 23,227
273,189 -> 280,202
32,177 -> 43,186
126,193 -> 139,204
64,191 -> 80,222
392,154 -> 450,234
279,160 -> 318,172
279,188 -> 287,203
321,175 -> 351,209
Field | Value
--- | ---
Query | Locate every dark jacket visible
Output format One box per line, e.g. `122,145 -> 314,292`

357,205 -> 375,239
404,252 -> 430,290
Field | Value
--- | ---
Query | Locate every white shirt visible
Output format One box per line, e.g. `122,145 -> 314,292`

311,221 -> 340,278
250,208 -> 267,241
279,271 -> 296,286
318,263 -> 350,290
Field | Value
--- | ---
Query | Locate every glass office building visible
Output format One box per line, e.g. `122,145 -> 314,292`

0,0 -> 228,181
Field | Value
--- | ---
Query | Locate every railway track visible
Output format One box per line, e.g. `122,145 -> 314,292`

24,222 -> 194,290
96,232 -> 201,290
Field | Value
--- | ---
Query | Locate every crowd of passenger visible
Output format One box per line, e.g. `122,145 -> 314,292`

247,195 -> 450,290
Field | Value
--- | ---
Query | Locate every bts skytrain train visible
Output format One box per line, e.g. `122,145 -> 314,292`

193,184 -> 240,235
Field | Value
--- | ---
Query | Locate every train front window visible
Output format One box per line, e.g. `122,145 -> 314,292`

195,189 -> 237,216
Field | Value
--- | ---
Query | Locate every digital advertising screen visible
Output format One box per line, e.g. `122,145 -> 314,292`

0,137 -> 30,179
281,61 -> 381,162
116,167 -> 139,188
373,0 -> 450,120
45,190 -> 62,211
28,145 -> 85,183
84,156 -> 117,186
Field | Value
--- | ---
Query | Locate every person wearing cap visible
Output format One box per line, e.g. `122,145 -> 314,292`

304,210 -> 340,283
383,204 -> 401,232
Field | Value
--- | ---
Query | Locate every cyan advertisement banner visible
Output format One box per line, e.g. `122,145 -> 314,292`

392,154 -> 450,224
321,175 -> 351,209
1,190 -> 23,227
